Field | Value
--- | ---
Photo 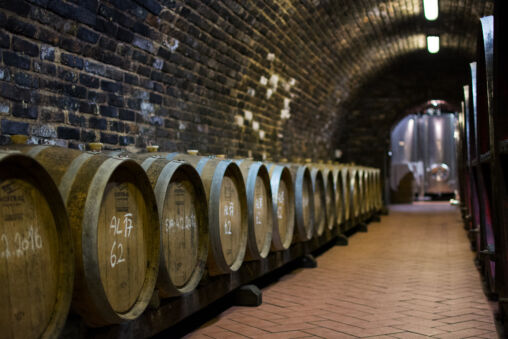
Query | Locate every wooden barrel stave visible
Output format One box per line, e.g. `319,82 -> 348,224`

310,168 -> 327,237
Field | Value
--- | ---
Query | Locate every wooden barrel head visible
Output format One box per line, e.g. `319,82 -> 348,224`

97,176 -> 148,313
276,178 -> 290,246
341,168 -> 351,221
218,174 -> 243,266
252,174 -> 272,256
0,153 -> 72,339
334,169 -> 344,224
163,175 -> 199,288
142,158 -> 208,297
324,172 -> 335,231
311,170 -> 326,236
83,159 -> 159,323
237,161 -> 273,260
268,165 -> 295,251
300,168 -> 314,240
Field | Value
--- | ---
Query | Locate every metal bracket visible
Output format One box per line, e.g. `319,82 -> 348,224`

479,244 -> 496,261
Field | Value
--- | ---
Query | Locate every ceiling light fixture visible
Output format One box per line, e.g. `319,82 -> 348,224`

423,0 -> 439,21
427,36 -> 440,54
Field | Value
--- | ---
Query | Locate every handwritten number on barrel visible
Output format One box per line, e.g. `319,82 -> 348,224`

0,226 -> 43,259
223,201 -> 234,235
109,214 -> 134,268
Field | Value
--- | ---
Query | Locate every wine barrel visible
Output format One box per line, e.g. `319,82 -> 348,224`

309,167 -> 326,236
339,166 -> 351,223
329,166 -> 344,226
235,159 -> 273,260
349,167 -> 362,219
16,145 -> 160,326
287,164 -> 314,241
319,166 -> 337,231
368,169 -> 376,212
0,151 -> 73,339
165,153 -> 248,275
375,169 -> 382,210
133,153 -> 208,297
266,164 -> 295,251
357,167 -> 368,216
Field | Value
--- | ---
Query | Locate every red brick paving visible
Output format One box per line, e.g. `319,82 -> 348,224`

185,203 -> 499,338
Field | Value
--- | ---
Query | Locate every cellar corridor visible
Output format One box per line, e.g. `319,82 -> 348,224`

185,203 -> 498,339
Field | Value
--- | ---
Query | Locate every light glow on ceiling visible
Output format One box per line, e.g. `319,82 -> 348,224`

427,36 -> 440,54
423,0 -> 439,21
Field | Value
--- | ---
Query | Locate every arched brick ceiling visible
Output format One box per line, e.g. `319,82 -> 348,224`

290,0 -> 494,96
286,0 -> 495,166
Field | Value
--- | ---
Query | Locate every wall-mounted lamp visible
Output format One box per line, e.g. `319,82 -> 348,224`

423,0 -> 439,21
427,36 -> 440,54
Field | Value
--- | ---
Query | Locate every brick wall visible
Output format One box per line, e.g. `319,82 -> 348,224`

0,0 -> 494,162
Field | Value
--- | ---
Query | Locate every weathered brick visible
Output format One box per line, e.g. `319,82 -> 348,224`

40,45 -> 55,61
5,16 -> 37,38
119,108 -> 135,121
77,26 -> 99,44
116,27 -> 134,43
0,82 -> 32,102
12,36 -> 39,56
1,119 -> 29,135
14,72 -> 39,88
88,116 -> 107,130
101,80 -> 122,93
61,53 -> 84,69
2,50 -> 31,70
100,132 -> 118,144
57,126 -> 80,139
79,73 -> 99,88
0,30 -> 10,48
99,105 -> 118,118
69,113 -> 86,127
80,129 -> 96,142
0,0 -> 31,16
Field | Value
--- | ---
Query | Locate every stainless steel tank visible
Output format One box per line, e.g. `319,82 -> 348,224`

390,112 -> 457,197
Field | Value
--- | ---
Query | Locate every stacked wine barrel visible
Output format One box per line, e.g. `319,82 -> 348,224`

458,8 -> 508,321
0,142 -> 382,338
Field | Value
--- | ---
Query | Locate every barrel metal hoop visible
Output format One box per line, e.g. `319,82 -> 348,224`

25,145 -> 49,158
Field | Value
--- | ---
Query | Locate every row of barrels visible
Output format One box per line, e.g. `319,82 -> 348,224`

0,142 -> 382,338
458,7 -> 508,322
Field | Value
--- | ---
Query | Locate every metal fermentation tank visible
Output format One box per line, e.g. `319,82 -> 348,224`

390,112 -> 457,198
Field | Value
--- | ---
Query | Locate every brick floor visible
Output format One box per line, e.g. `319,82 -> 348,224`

185,203 -> 499,338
